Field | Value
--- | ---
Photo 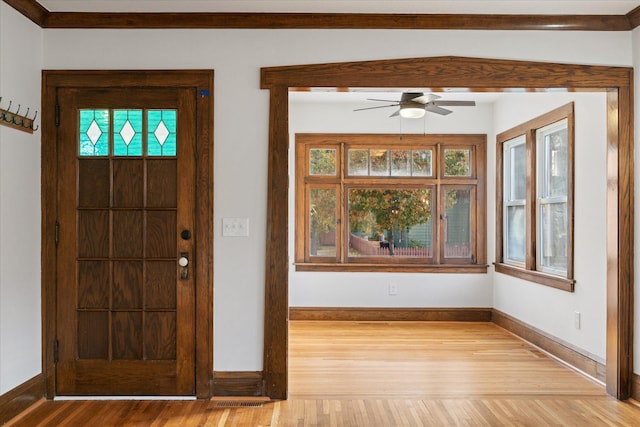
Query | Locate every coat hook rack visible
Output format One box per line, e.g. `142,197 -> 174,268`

0,97 -> 39,133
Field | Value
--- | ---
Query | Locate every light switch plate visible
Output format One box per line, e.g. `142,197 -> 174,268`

222,217 -> 249,237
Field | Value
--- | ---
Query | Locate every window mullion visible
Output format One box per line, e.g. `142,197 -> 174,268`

525,129 -> 537,271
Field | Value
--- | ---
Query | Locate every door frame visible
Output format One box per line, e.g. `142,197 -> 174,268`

41,70 -> 214,398
260,56 -> 634,400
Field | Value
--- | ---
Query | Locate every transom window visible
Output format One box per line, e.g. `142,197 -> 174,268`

295,134 -> 487,272
495,103 -> 575,291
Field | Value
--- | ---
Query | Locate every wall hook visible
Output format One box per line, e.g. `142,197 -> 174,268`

0,97 -> 38,134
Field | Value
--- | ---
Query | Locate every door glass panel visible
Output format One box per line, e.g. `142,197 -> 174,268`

79,109 -> 109,156
114,110 -> 143,156
444,189 -> 471,258
148,110 -> 177,156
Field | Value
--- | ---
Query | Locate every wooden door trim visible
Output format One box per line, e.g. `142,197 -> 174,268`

41,70 -> 214,398
260,56 -> 633,400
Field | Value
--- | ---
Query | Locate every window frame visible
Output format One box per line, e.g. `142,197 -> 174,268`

495,103 -> 575,291
295,133 -> 487,273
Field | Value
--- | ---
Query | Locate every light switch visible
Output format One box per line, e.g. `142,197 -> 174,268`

222,217 -> 250,237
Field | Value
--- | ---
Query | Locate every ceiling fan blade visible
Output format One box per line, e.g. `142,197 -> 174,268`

389,109 -> 401,117
432,100 -> 476,107
425,104 -> 453,115
410,94 -> 441,104
366,98 -> 400,103
354,104 -> 399,112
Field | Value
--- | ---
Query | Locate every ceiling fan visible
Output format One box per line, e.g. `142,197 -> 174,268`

354,92 -> 476,119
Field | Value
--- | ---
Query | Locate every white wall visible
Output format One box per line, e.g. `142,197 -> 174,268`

288,99 -> 495,308
0,4 -> 43,394
493,93 -> 608,361
40,28 -> 631,372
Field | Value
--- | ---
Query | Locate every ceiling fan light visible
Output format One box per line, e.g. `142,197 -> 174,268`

399,106 -> 425,119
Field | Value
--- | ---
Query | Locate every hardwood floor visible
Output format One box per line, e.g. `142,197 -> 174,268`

6,321 -> 640,426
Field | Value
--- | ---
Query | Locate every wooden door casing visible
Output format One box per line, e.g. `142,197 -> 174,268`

41,71 -> 213,398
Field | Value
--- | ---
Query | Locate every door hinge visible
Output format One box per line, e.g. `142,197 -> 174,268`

54,221 -> 59,246
55,104 -> 60,127
53,339 -> 59,363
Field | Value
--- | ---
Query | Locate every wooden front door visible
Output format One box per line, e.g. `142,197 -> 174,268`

55,87 -> 196,395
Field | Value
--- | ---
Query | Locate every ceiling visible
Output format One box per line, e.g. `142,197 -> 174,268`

33,0 -> 640,15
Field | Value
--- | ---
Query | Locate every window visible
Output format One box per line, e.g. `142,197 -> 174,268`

495,103 -> 574,291
295,134 -> 487,272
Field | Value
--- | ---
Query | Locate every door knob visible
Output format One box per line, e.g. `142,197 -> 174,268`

179,252 -> 189,279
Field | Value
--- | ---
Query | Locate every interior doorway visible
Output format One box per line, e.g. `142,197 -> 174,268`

260,56 -> 633,400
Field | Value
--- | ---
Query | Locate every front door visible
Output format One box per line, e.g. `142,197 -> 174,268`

55,87 -> 196,395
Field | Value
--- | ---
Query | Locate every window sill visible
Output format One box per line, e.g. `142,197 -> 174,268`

295,263 -> 489,273
494,263 -> 575,292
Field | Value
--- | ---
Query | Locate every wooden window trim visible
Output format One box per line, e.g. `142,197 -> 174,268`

295,133 -> 487,272
495,102 -> 575,291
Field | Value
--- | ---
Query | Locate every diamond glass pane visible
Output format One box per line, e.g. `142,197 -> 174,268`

147,110 -> 177,156
79,110 -> 109,156
114,110 -> 143,156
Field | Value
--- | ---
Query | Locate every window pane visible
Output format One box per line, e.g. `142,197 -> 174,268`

444,189 -> 471,258
79,109 -> 109,156
390,150 -> 411,176
539,121 -> 568,198
509,143 -> 526,201
539,202 -> 567,273
309,148 -> 336,175
505,205 -> 525,263
309,188 -> 337,257
348,188 -> 432,257
148,110 -> 177,156
444,149 -> 471,176
114,110 -> 143,156
348,149 -> 369,176
370,149 -> 389,176
412,150 -> 432,176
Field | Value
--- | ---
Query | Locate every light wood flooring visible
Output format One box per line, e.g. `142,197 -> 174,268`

7,321 -> 640,426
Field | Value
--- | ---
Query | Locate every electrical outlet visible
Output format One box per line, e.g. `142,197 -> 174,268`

574,311 -> 581,329
389,282 -> 398,296
222,217 -> 250,237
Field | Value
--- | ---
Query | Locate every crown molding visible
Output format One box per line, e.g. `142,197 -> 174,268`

3,0 -> 640,30
627,5 -> 640,28
2,0 -> 48,26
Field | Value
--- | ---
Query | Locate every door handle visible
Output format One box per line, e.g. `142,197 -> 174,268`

179,252 -> 189,279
